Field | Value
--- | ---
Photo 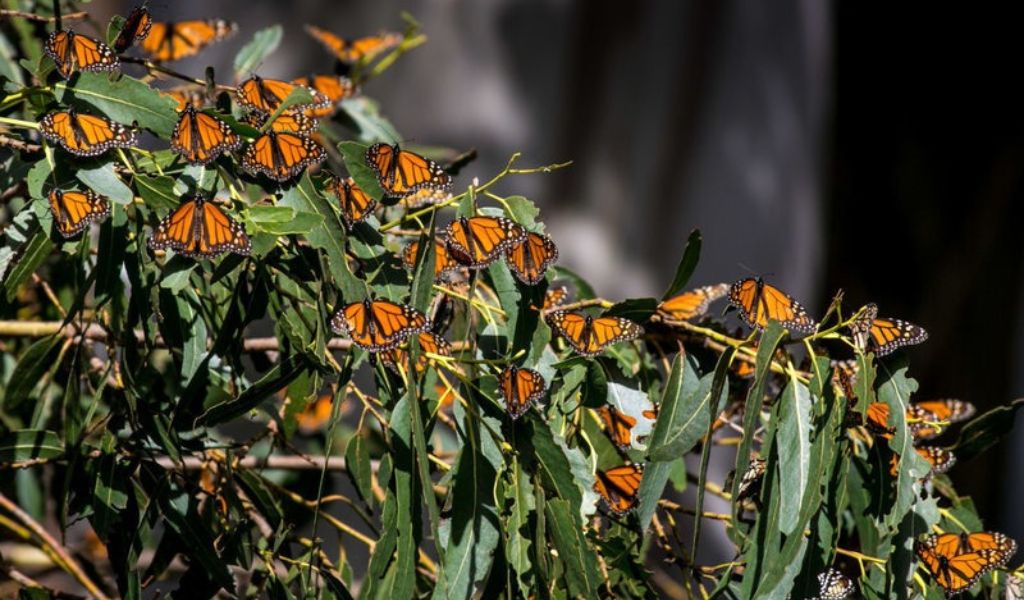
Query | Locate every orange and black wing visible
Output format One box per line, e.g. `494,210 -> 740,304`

292,75 -> 356,118
913,399 -> 975,424
379,332 -> 452,371
500,366 -> 546,420
444,216 -> 527,268
735,458 -> 767,503
47,189 -> 110,237
865,402 -> 896,439
916,533 -> 1010,595
236,75 -> 330,115
164,86 -> 206,111
45,30 -> 119,79
546,311 -> 643,357
402,238 -> 460,280
141,19 -> 236,62
325,176 -> 376,229
593,464 -> 643,515
729,277 -> 817,334
366,143 -> 452,198
242,110 -> 319,135
148,195 -> 250,259
861,310 -> 928,357
330,300 -> 427,351
113,5 -> 153,53
506,232 -> 558,285
598,406 -> 637,450
39,110 -> 137,156
915,446 -> 957,475
241,132 -> 326,182
815,568 -> 855,600
171,105 -> 241,165
305,25 -> 401,63
542,285 -> 570,310
658,283 -> 730,322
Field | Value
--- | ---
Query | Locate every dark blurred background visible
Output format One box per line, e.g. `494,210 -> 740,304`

88,0 -> 1024,583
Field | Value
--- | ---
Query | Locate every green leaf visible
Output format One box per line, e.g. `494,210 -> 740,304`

776,377 -> 812,534
3,336 -> 62,410
604,297 -> 658,323
195,354 -> 309,427
545,498 -> 601,597
953,397 -> 1024,461
91,454 -> 130,538
526,420 -> 584,518
505,465 -> 535,591
434,397 -> 502,598
247,205 -> 324,235
77,162 -> 133,205
345,433 -> 375,510
135,174 -> 180,210
339,97 -> 401,144
338,140 -> 387,201
54,73 -> 178,138
233,26 -> 283,79
661,229 -> 702,300
647,354 -> 724,462
4,231 -> 53,302
0,430 -> 64,462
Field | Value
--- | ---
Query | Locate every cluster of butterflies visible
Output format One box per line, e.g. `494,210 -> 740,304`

37,4 -> 408,248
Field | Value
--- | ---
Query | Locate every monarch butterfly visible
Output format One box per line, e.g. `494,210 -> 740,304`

813,568 -> 855,600
728,277 -> 817,334
140,19 -> 236,62
849,303 -> 928,357
379,331 -> 452,372
236,75 -> 330,115
657,283 -> 730,322
47,189 -> 110,238
164,85 -> 206,111
401,238 -> 461,281
499,365 -> 546,420
444,216 -> 527,269
593,464 -> 643,515
891,446 -> 957,478
366,143 -> 453,200
304,25 -> 402,63
330,299 -> 428,352
598,405 -> 639,450
291,75 -> 356,118
113,5 -> 153,53
170,104 -> 241,165
916,532 -> 1017,596
506,232 -> 558,285
864,402 -> 896,439
914,399 -> 975,425
830,358 -> 860,398
732,359 -> 756,379
546,311 -> 644,357
148,194 -> 251,259
39,108 -> 137,157
296,394 -> 333,434
44,29 -> 119,79
241,131 -> 326,182
542,285 -> 570,310
323,175 -> 376,229
241,110 -> 319,135
734,457 -> 766,504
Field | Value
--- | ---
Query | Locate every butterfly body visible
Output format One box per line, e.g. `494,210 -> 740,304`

330,300 -> 428,351
849,303 -> 928,356
593,464 -> 643,515
305,25 -> 402,63
728,277 -> 816,334
657,283 -> 730,322
39,108 -> 137,156
148,195 -> 251,259
916,531 -> 1017,596
236,75 -> 330,116
325,176 -> 375,229
499,365 -> 546,420
47,189 -> 110,237
444,216 -> 526,269
546,311 -> 643,357
45,29 -> 119,79
241,131 -> 326,182
506,231 -> 558,285
171,104 -> 241,165
113,5 -> 153,53
141,19 -> 236,62
366,143 -> 452,200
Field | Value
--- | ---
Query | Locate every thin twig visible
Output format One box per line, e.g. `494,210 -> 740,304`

0,492 -> 111,600
0,9 -> 87,22
0,134 -> 42,153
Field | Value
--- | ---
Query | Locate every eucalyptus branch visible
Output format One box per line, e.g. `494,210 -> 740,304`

0,134 -> 42,153
0,9 -> 87,22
